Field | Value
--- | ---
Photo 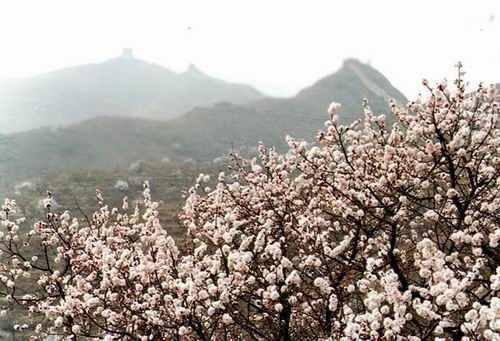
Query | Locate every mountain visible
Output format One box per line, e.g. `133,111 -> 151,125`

164,58 -> 407,153
293,58 -> 407,119
0,59 -> 407,190
0,49 -> 264,133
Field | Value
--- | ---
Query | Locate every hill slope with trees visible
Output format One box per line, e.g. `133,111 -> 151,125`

0,59 -> 407,190
1,74 -> 499,340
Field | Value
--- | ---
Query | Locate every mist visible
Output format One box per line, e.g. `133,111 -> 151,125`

0,0 -> 499,97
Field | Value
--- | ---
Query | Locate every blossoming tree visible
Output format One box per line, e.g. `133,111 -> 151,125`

0,68 -> 499,340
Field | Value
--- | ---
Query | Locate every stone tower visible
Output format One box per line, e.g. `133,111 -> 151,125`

121,48 -> 134,59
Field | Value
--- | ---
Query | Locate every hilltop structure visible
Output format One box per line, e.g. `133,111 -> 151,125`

121,48 -> 134,59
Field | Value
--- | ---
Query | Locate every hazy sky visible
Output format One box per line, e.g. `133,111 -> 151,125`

0,0 -> 498,98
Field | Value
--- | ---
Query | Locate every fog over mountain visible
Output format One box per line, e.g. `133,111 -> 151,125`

0,49 -> 264,133
0,58 -> 407,190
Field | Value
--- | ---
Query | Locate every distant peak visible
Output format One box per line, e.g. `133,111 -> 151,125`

106,48 -> 146,65
294,57 -> 407,108
121,48 -> 135,59
184,64 -> 209,78
342,58 -> 365,68
186,64 -> 203,74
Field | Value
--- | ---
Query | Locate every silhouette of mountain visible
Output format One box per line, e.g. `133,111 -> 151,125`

166,58 -> 407,153
0,59 -> 407,190
0,49 -> 264,133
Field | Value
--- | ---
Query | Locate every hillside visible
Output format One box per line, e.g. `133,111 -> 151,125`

0,50 -> 264,133
293,58 -> 407,120
0,59 -> 407,190
163,58 -> 408,153
5,160 -> 220,240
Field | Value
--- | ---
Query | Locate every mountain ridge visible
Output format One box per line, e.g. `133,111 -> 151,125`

0,50 -> 265,133
0,59 -> 408,191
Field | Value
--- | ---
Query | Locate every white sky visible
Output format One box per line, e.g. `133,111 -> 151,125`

0,0 -> 499,98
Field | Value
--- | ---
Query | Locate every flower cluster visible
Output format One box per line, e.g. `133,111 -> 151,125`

1,70 -> 499,340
